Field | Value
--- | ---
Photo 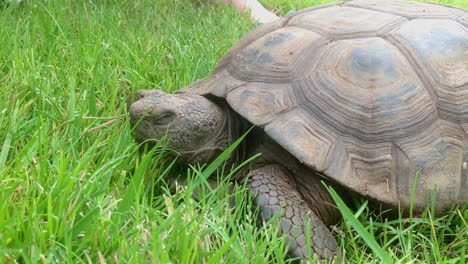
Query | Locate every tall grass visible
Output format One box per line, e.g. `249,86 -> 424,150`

1,0 -> 467,263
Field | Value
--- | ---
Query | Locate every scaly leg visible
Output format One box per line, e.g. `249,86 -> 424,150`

247,165 -> 338,260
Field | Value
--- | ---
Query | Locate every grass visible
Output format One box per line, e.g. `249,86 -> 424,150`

0,0 -> 467,263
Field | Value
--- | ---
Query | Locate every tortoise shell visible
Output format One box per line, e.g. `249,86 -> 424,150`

179,0 -> 468,213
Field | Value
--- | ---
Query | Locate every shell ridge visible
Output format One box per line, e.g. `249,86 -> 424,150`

458,15 -> 468,29
287,5 -> 408,41
382,34 -> 439,114
392,142 -> 417,206
344,3 -> 412,19
283,1 -> 349,24
216,18 -> 288,71
227,28 -> 328,83
437,83 -> 468,127
345,0 -> 465,19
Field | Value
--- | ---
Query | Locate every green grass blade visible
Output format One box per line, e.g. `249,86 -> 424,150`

88,47 -> 107,116
114,145 -> 158,217
0,105 -> 17,171
206,232 -> 238,264
325,185 -> 392,264
70,207 -> 101,237
202,128 -> 252,178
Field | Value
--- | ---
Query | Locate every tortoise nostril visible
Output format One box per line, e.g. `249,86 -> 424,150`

136,90 -> 167,100
129,102 -> 154,125
129,90 -> 169,110
135,90 -> 148,101
127,90 -> 167,110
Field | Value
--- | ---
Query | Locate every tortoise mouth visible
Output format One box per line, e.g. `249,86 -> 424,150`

129,117 -> 157,143
132,133 -> 158,145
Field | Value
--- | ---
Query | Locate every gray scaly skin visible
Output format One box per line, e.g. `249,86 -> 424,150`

129,90 -> 341,261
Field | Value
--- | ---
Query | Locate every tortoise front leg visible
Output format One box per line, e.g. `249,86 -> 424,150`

247,165 -> 338,260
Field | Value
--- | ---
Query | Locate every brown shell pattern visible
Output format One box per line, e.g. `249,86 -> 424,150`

180,0 -> 468,212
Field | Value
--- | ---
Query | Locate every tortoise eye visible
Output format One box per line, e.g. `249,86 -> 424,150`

153,111 -> 176,126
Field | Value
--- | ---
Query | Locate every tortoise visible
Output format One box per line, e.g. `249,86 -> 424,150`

129,0 -> 468,260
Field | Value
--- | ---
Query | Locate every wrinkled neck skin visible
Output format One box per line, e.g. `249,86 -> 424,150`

176,111 -> 229,164
176,103 -> 251,167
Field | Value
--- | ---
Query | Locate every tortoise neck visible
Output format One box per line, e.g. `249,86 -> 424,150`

224,104 -> 251,165
176,101 -> 231,164
205,103 -> 254,165
178,100 -> 256,168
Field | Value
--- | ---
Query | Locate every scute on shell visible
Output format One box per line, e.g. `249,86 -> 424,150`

179,0 -> 468,213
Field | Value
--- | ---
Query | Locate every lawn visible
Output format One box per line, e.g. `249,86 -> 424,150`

0,0 -> 467,263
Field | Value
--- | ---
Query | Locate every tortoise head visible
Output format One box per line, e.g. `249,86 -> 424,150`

129,90 -> 228,163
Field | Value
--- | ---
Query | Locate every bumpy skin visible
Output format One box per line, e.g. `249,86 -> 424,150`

129,90 -> 229,164
248,165 -> 338,259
